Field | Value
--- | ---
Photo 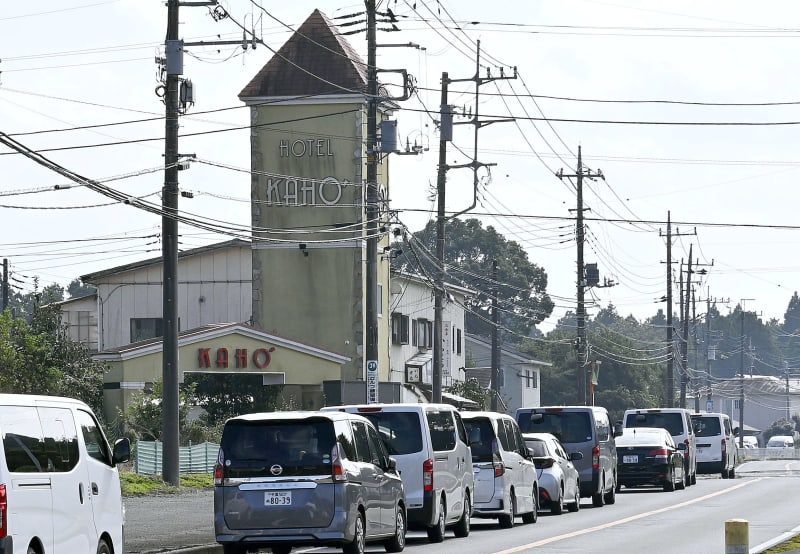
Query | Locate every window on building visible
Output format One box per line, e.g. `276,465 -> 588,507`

64,310 -> 97,351
733,399 -> 740,410
412,318 -> 432,348
131,318 -> 164,343
524,370 -> 538,389
456,328 -> 462,355
391,313 -> 409,345
377,284 -> 383,317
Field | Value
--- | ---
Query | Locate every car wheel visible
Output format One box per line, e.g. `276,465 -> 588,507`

684,466 -> 692,487
453,491 -> 471,538
604,478 -> 617,505
729,466 -> 735,479
567,484 -> 581,513
498,491 -> 516,529
691,470 -> 697,485
384,506 -> 407,552
721,467 -> 729,479
552,486 -> 564,515
272,546 -> 292,554
343,512 -> 365,554
426,497 -> 446,543
591,478 -> 606,508
96,539 -> 111,554
676,471 -> 686,490
663,466 -> 676,492
521,487 -> 538,524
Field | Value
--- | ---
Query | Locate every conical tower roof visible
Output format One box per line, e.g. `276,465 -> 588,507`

239,9 -> 367,99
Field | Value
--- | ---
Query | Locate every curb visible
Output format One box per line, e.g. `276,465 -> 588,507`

144,545 -> 221,554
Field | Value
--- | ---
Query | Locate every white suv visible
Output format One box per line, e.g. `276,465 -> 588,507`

691,412 -> 736,479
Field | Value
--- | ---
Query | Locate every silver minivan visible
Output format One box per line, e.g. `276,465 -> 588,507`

214,411 -> 406,554
461,412 -> 538,527
323,403 -> 473,542
516,406 -> 620,507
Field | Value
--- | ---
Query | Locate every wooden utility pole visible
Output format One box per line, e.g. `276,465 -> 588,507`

491,260 -> 500,411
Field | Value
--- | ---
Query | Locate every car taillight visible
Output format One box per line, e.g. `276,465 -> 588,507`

332,443 -> 347,481
0,484 -> 6,539
721,438 -> 727,457
649,448 -> 670,461
592,445 -> 600,470
684,439 -> 690,459
214,448 -> 225,485
492,439 -> 505,477
423,458 -> 434,492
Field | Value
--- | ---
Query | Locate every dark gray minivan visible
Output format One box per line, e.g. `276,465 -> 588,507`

214,411 -> 406,554
516,406 -> 620,507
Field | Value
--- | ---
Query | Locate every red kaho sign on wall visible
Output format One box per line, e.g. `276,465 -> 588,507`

198,347 -> 276,369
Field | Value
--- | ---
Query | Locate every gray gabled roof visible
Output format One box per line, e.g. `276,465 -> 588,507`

239,9 -> 367,99
80,239 -> 250,283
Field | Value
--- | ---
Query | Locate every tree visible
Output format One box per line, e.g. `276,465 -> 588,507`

393,218 -> 554,339
0,302 -> 106,418
183,373 -> 285,426
7,278 -> 64,322
446,378 -> 491,410
67,278 -> 97,299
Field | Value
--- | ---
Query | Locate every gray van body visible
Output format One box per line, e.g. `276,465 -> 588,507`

214,410 -> 406,553
515,406 -> 618,507
622,408 -> 698,486
322,403 -> 473,541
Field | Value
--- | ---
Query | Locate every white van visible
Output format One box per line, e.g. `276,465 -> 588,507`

322,403 -> 473,542
0,394 -> 131,554
691,412 -> 736,479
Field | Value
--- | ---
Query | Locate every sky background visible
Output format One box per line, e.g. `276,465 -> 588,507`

2,0 -> 800,334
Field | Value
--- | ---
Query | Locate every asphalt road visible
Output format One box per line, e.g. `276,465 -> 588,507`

124,461 -> 800,554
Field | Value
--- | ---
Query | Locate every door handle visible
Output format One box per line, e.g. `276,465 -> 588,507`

91,482 -> 99,495
78,482 -> 84,504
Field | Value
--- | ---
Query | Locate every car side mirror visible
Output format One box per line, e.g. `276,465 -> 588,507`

570,451 -> 584,461
613,422 -> 623,437
387,456 -> 398,473
677,443 -> 687,451
112,437 -> 131,466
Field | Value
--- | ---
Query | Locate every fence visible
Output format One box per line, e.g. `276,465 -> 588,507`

134,441 -> 219,475
737,447 -> 799,462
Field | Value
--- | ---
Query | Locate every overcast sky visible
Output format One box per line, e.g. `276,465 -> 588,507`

2,0 -> 800,334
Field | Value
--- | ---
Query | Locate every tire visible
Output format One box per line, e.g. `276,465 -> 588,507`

223,545 -> 246,554
272,547 -> 292,554
384,506 -> 407,552
721,468 -> 729,479
604,479 -> 617,505
591,478 -> 606,508
691,470 -> 697,485
663,467 -> 676,492
426,497 -> 446,543
97,539 -> 111,554
729,466 -> 735,479
343,512 -> 365,554
567,484 -> 581,513
521,487 -> 538,524
453,491 -> 471,538
498,491 -> 516,529
551,486 -> 564,515
684,466 -> 692,487
676,472 -> 686,490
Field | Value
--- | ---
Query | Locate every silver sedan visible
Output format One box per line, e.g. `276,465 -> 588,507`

523,432 -> 582,515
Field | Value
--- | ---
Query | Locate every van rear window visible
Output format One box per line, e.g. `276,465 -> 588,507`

221,419 -> 335,477
463,418 -> 494,463
358,412 -> 423,455
693,417 -> 721,437
625,413 -> 683,437
517,412 -> 592,444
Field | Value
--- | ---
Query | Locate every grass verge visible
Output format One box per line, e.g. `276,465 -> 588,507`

120,470 -> 213,496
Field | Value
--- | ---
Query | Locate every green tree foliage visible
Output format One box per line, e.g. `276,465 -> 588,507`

446,378 -> 491,410
763,418 -> 796,443
183,373 -> 284,426
7,278 -> 64,322
393,218 -> 554,338
0,303 -> 106,418
67,278 -> 97,299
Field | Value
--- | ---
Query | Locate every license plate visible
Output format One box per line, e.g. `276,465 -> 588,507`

623,455 -> 638,464
265,491 -> 292,506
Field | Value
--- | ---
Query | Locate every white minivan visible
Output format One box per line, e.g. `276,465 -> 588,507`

691,412 -> 736,479
0,394 -> 131,554
322,403 -> 473,543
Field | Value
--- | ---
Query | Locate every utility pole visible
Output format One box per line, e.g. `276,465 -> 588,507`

2,259 -> 7,312
557,146 -> 603,405
491,260 -> 500,411
680,247 -> 692,409
365,0 -> 380,403
162,0 -> 181,488
432,46 -> 516,404
738,299 -> 754,449
659,214 -> 695,408
697,294 -> 727,412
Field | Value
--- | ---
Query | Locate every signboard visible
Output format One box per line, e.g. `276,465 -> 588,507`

367,360 -> 379,404
706,399 -> 714,413
443,321 -> 452,379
